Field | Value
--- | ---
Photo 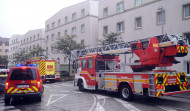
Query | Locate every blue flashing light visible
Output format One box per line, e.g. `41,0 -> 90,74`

27,64 -> 37,67
16,64 -> 37,67
16,64 -> 25,67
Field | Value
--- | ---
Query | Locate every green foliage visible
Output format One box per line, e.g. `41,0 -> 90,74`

52,34 -> 86,60
0,56 -> 8,65
13,46 -> 45,63
98,32 -> 122,46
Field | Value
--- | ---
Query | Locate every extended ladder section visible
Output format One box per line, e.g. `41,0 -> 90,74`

71,34 -> 187,60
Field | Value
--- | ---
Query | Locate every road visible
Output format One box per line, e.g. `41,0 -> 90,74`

0,81 -> 190,111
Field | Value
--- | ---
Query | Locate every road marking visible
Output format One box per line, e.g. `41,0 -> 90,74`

157,105 -> 189,111
89,94 -> 97,111
46,94 -> 68,106
114,98 -> 141,111
95,102 -> 105,111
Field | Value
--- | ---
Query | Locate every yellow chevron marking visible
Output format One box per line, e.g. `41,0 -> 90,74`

156,92 -> 161,97
28,88 -> 34,92
32,86 -> 38,92
179,85 -> 183,90
11,88 -> 18,94
7,87 -> 14,93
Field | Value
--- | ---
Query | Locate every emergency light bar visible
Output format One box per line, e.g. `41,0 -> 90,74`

16,64 -> 37,67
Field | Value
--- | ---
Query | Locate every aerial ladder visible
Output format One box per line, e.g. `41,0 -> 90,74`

72,34 -> 188,72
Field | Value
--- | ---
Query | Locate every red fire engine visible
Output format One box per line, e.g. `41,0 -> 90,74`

72,34 -> 190,101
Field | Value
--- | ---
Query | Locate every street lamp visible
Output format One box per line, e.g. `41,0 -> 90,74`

157,6 -> 164,35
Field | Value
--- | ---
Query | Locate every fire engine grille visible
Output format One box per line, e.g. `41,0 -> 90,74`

165,85 -> 180,92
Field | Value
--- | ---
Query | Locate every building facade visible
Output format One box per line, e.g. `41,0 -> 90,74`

45,0 -> 100,64
98,0 -> 190,74
8,29 -> 45,66
0,37 -> 9,58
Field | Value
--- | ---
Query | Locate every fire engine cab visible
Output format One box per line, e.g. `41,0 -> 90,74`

72,34 -> 190,101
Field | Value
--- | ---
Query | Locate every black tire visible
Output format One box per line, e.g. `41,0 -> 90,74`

120,85 -> 134,101
4,97 -> 10,105
78,81 -> 84,91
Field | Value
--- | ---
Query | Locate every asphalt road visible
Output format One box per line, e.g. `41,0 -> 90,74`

0,81 -> 190,111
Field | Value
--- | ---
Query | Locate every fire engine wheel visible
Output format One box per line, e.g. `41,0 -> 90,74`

120,85 -> 133,101
78,81 -> 84,91
37,95 -> 42,102
4,97 -> 10,105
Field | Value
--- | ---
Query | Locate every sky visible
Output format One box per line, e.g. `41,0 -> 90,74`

0,0 -> 86,38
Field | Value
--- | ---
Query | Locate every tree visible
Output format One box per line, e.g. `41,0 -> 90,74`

13,46 -> 45,64
98,32 -> 122,46
0,56 -> 8,65
52,34 -> 86,74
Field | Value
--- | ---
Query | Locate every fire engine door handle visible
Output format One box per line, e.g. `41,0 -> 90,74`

91,74 -> 94,77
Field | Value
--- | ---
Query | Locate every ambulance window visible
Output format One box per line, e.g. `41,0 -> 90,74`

77,59 -> 81,69
82,59 -> 86,69
87,58 -> 93,69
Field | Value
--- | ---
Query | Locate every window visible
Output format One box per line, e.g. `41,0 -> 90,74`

82,59 -> 86,69
5,49 -> 9,52
5,42 -> 9,46
103,8 -> 108,17
21,40 -> 22,44
117,22 -> 124,32
10,68 -> 37,80
64,57 -> 67,64
33,45 -> 35,49
184,32 -> 190,45
81,24 -> 85,33
103,26 -> 108,34
65,16 -> 68,24
24,39 -> 26,43
135,0 -> 142,6
64,30 -> 68,35
77,59 -> 81,69
117,1 -> 124,12
183,4 -> 190,19
135,17 -> 142,29
81,40 -> 84,45
58,32 -> 61,38
58,19 -> 61,26
33,35 -> 36,40
51,47 -> 54,53
72,13 -> 76,21
38,34 -> 40,39
81,9 -> 85,17
46,36 -> 49,42
157,11 -> 165,25
27,38 -> 28,43
87,58 -> 93,69
30,37 -> 32,41
47,24 -> 49,30
186,61 -> 190,76
72,27 -> 76,35
51,34 -> 54,41
52,22 -> 55,29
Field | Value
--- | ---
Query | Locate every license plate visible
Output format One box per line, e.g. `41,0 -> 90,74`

17,85 -> 29,88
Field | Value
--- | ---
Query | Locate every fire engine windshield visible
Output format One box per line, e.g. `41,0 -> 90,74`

9,68 -> 37,80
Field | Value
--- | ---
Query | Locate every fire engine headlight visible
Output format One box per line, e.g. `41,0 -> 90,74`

180,75 -> 185,82
157,77 -> 163,84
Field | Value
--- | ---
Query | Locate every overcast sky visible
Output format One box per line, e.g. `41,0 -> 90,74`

0,0 -> 86,38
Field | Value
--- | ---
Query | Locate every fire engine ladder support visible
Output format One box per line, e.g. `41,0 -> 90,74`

149,74 -> 156,96
71,34 -> 184,60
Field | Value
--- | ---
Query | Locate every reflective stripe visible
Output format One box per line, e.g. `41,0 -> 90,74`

7,87 -> 14,93
27,88 -> 34,92
32,86 -> 38,92
11,88 -> 18,94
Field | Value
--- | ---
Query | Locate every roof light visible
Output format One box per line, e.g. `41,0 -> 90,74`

16,64 -> 25,67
